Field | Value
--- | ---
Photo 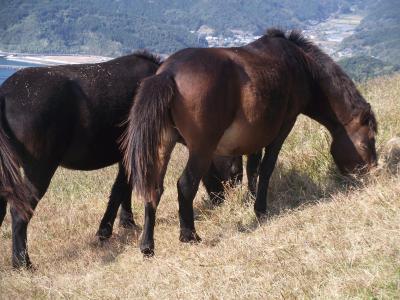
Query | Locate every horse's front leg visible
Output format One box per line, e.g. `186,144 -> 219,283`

246,151 -> 262,198
201,161 -> 226,206
119,194 -> 136,229
254,120 -> 296,218
97,163 -> 135,240
202,155 -> 243,206
0,197 -> 6,227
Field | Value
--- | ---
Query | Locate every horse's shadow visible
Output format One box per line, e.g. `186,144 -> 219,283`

197,162 -> 359,235
90,225 -> 141,264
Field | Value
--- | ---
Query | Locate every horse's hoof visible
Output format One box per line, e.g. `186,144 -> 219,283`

140,240 -> 154,257
12,258 -> 35,270
141,248 -> 155,258
179,229 -> 202,243
96,225 -> 113,241
255,210 -> 268,222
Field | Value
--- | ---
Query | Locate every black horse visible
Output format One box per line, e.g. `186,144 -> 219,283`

0,52 -> 246,268
0,52 -> 164,268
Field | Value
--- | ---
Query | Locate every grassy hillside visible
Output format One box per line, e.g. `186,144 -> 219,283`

0,74 -> 400,298
0,0 -> 359,55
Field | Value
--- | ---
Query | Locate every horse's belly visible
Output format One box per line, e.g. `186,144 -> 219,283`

60,155 -> 119,171
215,121 -> 270,156
60,141 -> 121,171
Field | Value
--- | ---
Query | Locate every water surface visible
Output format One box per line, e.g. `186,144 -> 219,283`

0,56 -> 43,85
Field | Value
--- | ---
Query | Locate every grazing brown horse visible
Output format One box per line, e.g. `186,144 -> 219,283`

0,52 -> 244,268
122,29 -> 378,256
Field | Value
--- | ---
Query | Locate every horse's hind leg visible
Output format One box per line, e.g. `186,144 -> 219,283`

140,131 -> 177,256
0,197 -> 7,227
11,161 -> 57,268
11,204 -> 36,268
97,163 -> 135,241
178,151 -> 213,243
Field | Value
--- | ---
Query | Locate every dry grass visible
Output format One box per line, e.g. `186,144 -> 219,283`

1,74 -> 400,299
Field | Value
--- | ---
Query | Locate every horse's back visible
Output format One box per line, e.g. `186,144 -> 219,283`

160,44 -> 304,155
0,55 -> 159,170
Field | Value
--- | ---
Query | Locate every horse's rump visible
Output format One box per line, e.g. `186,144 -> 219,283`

0,93 -> 35,220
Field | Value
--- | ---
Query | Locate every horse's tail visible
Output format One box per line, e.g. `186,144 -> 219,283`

0,94 -> 33,221
121,72 -> 175,200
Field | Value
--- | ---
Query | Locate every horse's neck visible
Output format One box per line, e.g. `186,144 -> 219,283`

304,64 -> 357,134
303,100 -> 343,135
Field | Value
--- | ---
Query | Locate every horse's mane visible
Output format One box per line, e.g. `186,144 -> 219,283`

133,50 -> 163,66
264,28 -> 377,132
265,28 -> 335,78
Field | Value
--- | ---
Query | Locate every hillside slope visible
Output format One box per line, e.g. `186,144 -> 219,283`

1,74 -> 399,298
341,0 -> 400,66
0,0 -> 359,55
339,55 -> 400,82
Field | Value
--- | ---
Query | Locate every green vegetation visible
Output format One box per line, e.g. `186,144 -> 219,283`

339,55 -> 400,82
341,0 -> 400,66
0,0 -> 359,55
1,1 -> 398,81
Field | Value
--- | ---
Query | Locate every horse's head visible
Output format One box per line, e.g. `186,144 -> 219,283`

330,105 -> 378,174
